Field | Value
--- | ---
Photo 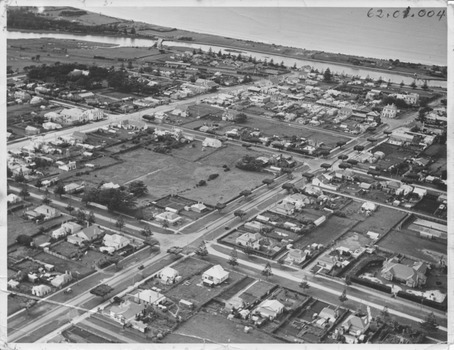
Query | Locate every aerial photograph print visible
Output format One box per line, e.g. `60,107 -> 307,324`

4,1 -> 449,347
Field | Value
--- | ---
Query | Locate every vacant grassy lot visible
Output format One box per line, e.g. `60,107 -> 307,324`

294,215 -> 357,250
77,143 -> 269,205
33,251 -> 93,276
164,311 -> 280,343
227,115 -> 350,148
7,213 -> 40,246
165,270 -> 244,307
353,206 -> 407,235
379,229 -> 446,263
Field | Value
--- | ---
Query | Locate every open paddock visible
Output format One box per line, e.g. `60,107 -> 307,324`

7,213 -> 40,246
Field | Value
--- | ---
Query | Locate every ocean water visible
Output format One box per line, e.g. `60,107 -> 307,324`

88,7 -> 447,66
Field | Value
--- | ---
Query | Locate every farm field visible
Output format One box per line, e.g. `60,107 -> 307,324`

77,143 -> 270,205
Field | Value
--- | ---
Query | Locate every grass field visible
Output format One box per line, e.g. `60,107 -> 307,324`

379,229 -> 446,263
163,311 -> 280,343
165,269 -> 244,307
33,251 -> 92,276
353,206 -> 407,235
77,143 -> 269,205
294,215 -> 357,250
7,213 -> 40,246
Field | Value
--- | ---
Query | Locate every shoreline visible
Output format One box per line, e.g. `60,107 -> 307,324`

8,28 -> 446,83
167,39 -> 446,82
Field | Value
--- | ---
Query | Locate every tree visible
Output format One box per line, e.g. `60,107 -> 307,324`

410,81 -> 417,89
42,196 -> 51,205
339,289 -> 348,303
87,211 -> 96,224
130,27 -> 136,35
7,167 -> 13,178
76,209 -> 86,225
228,248 -> 239,268
420,312 -> 439,333
66,204 -> 74,215
54,183 -> 66,198
299,275 -> 309,290
262,178 -> 274,187
195,241 -> 208,258
336,141 -> 347,148
240,189 -> 252,198
323,67 -> 332,82
127,60 -> 133,69
243,244 -> 254,256
115,216 -> 125,231
144,237 -> 159,248
128,181 -> 148,197
282,183 -> 295,193
422,80 -> 429,91
90,284 -> 114,299
19,186 -> 30,200
400,81 -> 405,88
215,202 -> 226,212
353,145 -> 365,152
141,226 -> 153,237
16,234 -> 33,246
235,112 -> 248,123
14,169 -> 25,183
234,210 -> 247,220
261,262 -> 273,279
35,179 -> 43,189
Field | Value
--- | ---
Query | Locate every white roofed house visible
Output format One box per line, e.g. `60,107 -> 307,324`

33,205 -> 61,220
381,104 -> 398,119
159,266 -> 180,285
60,107 -> 87,125
7,194 -> 22,205
202,137 -> 222,148
102,234 -> 130,251
51,272 -> 73,288
42,122 -> 62,130
52,221 -> 83,239
32,284 -> 52,297
254,299 -> 285,320
202,265 -> 230,286
25,125 -> 40,135
236,232 -> 260,250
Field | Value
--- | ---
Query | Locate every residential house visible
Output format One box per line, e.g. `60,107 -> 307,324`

59,161 -> 77,172
236,232 -> 261,250
42,122 -> 62,130
67,235 -> 86,246
72,131 -> 87,143
159,267 -> 180,285
102,234 -> 130,251
34,205 -> 61,220
7,194 -> 21,205
51,272 -> 72,288
25,126 -> 40,135
76,225 -> 104,242
63,182 -> 85,194
155,211 -> 181,225
255,299 -> 285,320
342,314 -> 370,337
314,306 -> 339,328
52,221 -> 83,239
202,137 -> 222,148
202,265 -> 230,286
381,258 -> 427,288
381,104 -> 398,119
285,249 -> 307,264
60,107 -> 87,125
110,300 -> 146,325
32,284 -> 52,297
131,289 -> 166,306
360,201 -> 377,213
190,202 -> 207,213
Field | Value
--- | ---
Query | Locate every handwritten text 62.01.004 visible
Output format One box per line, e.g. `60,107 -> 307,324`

367,8 -> 446,21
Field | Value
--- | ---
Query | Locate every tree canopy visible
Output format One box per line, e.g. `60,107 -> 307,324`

90,284 -> 114,298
